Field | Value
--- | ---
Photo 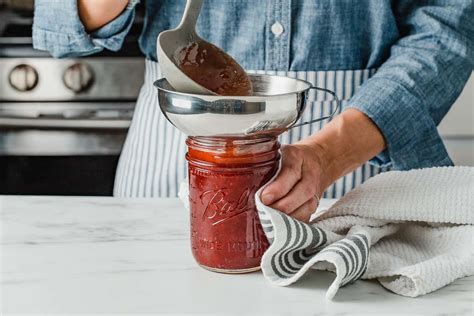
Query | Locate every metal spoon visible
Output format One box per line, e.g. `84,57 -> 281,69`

157,0 -> 249,95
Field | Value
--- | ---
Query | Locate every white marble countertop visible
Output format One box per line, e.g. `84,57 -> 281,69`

1,196 -> 473,315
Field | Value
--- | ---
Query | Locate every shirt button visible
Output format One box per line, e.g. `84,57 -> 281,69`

271,22 -> 284,36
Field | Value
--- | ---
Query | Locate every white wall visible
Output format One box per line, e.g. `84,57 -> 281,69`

438,73 -> 474,166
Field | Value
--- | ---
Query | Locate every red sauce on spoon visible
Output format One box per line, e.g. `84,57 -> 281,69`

175,41 -> 253,96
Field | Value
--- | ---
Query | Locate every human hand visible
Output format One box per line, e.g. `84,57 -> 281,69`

260,109 -> 386,223
260,142 -> 328,223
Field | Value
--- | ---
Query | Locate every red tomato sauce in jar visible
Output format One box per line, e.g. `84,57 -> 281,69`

186,136 -> 280,273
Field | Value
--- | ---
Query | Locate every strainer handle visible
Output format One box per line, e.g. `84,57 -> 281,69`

291,86 -> 340,128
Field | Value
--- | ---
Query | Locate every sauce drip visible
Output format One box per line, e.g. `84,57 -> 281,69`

175,41 -> 253,96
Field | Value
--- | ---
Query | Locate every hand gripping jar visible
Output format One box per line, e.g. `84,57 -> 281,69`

186,136 -> 280,273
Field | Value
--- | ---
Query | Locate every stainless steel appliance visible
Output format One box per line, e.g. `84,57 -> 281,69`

0,1 -> 145,195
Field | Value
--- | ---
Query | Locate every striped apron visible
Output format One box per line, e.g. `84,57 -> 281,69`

114,60 -> 390,198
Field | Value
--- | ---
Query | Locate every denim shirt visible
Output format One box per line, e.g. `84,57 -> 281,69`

33,0 -> 474,170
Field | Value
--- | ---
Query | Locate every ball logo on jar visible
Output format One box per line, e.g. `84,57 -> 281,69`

200,186 -> 257,226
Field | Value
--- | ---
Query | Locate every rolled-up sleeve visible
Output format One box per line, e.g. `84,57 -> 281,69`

346,0 -> 474,170
33,0 -> 139,58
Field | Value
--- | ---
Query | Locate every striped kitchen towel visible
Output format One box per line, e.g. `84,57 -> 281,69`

255,166 -> 474,299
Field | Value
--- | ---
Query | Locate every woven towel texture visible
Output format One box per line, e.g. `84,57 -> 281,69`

256,167 -> 474,298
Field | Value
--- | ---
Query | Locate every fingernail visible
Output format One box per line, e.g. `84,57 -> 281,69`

261,193 -> 274,205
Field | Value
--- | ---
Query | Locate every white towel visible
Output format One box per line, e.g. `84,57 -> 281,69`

255,166 -> 474,299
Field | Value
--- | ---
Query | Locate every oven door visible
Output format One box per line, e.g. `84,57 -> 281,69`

0,102 -> 133,195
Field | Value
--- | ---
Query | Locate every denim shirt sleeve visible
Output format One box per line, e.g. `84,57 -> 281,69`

33,0 -> 139,58
346,1 -> 474,170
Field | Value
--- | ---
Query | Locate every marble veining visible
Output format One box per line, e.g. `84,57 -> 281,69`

1,196 -> 472,315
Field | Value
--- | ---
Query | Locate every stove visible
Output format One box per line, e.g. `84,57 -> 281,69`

0,57 -> 144,155
0,1 -> 146,195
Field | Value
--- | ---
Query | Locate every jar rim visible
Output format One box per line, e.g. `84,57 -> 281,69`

186,153 -> 280,171
186,136 -> 280,166
186,136 -> 277,149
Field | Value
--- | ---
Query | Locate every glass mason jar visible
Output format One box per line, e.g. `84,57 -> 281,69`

186,136 -> 280,273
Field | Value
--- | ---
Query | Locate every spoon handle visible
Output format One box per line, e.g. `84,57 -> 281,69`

177,0 -> 204,34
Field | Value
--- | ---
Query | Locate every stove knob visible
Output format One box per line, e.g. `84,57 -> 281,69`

63,63 -> 94,93
9,64 -> 39,92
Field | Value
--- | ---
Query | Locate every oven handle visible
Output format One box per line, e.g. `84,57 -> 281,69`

0,117 -> 131,129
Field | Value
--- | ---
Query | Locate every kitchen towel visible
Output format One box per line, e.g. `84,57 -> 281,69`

255,166 -> 474,299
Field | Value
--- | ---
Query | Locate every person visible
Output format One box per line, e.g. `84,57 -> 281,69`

33,0 -> 473,222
